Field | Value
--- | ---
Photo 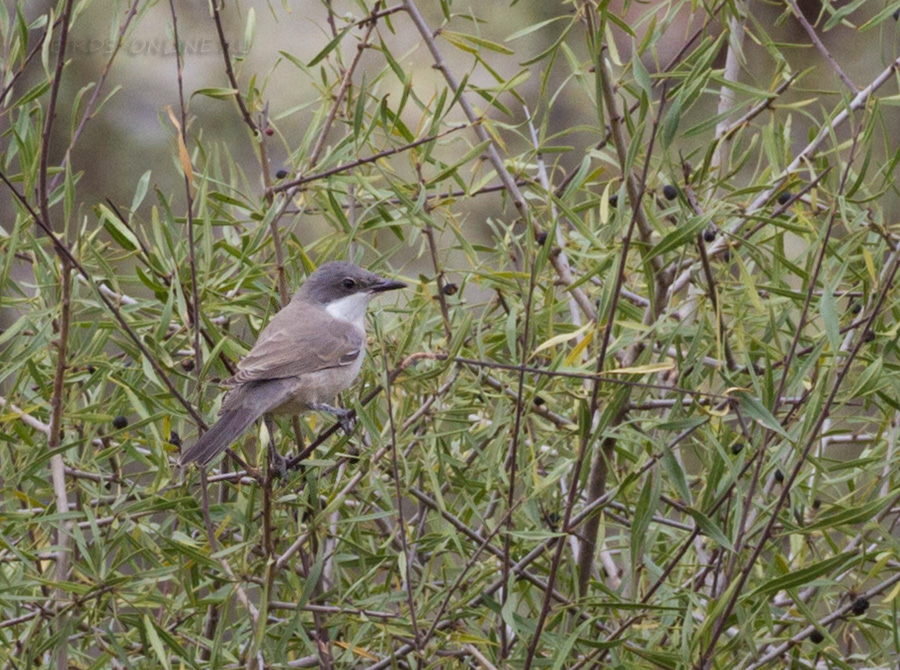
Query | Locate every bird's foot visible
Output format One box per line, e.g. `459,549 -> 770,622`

310,403 -> 356,434
263,417 -> 288,478
267,440 -> 289,479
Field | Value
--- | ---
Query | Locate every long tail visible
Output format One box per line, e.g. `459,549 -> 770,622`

179,405 -> 263,467
179,380 -> 294,467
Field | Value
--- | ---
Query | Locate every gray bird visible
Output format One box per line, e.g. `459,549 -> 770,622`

179,261 -> 406,468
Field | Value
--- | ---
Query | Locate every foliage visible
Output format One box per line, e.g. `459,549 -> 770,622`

2,0 -> 900,668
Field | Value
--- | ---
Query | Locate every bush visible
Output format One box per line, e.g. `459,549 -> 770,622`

2,1 -> 899,667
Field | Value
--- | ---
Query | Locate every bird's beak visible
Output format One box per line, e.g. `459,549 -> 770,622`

371,278 -> 407,293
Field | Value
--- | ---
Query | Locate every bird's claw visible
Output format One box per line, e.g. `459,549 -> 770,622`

266,438 -> 288,479
338,412 -> 356,435
310,403 -> 356,434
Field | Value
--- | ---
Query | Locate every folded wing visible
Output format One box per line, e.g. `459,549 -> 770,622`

228,303 -> 364,384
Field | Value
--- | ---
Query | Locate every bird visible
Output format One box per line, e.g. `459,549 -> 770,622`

179,261 -> 406,468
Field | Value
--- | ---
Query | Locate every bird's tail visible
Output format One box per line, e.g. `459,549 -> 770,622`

179,380 -> 294,467
178,405 -> 262,467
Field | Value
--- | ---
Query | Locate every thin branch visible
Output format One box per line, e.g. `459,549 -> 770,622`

48,259 -> 73,670
36,2 -> 77,667
271,124 -> 469,194
380,334 -> 422,657
785,0 -> 857,93
168,0 -> 203,384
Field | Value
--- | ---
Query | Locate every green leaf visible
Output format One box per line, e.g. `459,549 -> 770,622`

820,287 -> 840,352
441,30 -> 515,55
98,204 -> 140,252
143,615 -> 171,670
190,87 -> 238,100
645,214 -> 710,262
632,50 -> 652,98
746,551 -> 857,598
660,446 -> 692,505
131,170 -> 151,211
307,25 -> 351,67
685,507 -> 733,551
734,391 -> 789,438
800,497 -> 891,534
631,471 -> 661,571
848,356 -> 884,399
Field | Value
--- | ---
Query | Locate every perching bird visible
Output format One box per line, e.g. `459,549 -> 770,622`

179,261 -> 406,468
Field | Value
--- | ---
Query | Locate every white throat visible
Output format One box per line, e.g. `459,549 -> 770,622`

325,292 -> 373,327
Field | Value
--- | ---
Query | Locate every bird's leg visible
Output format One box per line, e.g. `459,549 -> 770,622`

309,403 -> 356,434
263,415 -> 288,477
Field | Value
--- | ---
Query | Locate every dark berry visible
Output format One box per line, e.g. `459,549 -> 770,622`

112,415 -> 128,430
813,498 -> 821,509
703,229 -> 716,243
86,365 -> 96,374
722,250 -> 732,262
264,127 -> 274,136
608,194 -> 618,207
851,302 -> 861,315
809,630 -> 824,644
662,184 -> 678,201
181,358 -> 194,372
442,283 -> 458,296
535,231 -> 548,245
275,169 -> 288,179
894,8 -> 899,20
851,597 -> 869,616
864,330 -> 875,342
774,469 -> 785,483
777,191 -> 791,205
533,395 -> 546,406
731,443 -> 744,455
169,431 -> 182,448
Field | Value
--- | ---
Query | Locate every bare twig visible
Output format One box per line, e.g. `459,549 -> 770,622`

168,0 -> 203,383
785,0 -> 857,93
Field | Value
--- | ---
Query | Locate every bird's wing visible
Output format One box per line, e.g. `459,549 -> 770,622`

228,304 -> 364,384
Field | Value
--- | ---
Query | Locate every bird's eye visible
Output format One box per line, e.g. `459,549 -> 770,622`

342,278 -> 356,290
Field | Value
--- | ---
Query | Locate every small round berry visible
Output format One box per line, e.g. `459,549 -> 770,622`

442,283 -> 458,296
774,469 -> 785,483
533,395 -> 546,406
731,443 -> 744,455
722,250 -> 732,262
264,127 -> 274,136
777,191 -> 792,205
535,231 -> 548,246
813,498 -> 821,509
850,597 -> 869,616
662,184 -> 678,201
181,358 -> 195,372
608,194 -> 619,207
703,229 -> 716,243
275,169 -> 288,179
112,415 -> 128,430
864,330 -> 875,343
809,630 -> 824,644
850,302 -> 862,315
86,365 -> 96,374
169,431 -> 182,448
